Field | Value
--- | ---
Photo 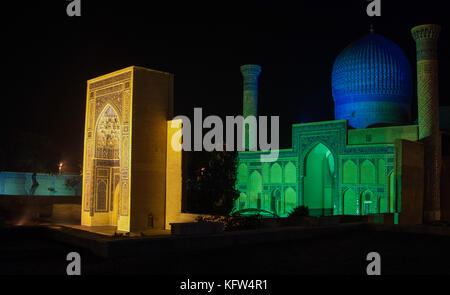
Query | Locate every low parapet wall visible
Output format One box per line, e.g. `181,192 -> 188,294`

0,172 -> 81,196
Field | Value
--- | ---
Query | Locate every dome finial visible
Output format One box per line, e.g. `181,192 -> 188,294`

370,23 -> 375,34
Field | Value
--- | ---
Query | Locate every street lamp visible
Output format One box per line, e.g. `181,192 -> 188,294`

58,163 -> 63,175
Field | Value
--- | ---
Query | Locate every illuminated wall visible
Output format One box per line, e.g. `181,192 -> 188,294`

234,120 -> 419,217
165,119 -> 183,230
81,66 -> 174,232
0,172 -> 81,196
82,67 -> 133,230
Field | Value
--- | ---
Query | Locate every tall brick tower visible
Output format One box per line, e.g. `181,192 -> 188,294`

240,64 -> 261,150
411,24 -> 442,222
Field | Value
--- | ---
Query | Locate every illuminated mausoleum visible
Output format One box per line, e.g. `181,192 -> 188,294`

79,25 -> 447,232
234,25 -> 448,223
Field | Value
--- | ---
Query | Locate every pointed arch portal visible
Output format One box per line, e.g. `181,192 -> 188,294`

303,143 -> 335,216
92,104 -> 121,224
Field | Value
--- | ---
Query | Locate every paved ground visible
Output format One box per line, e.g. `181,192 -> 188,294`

1,226 -> 449,275
60,224 -> 170,237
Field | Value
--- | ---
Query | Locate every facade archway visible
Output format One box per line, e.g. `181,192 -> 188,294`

284,162 -> 296,183
360,190 -> 378,215
361,160 -> 376,184
379,195 -> 388,213
248,171 -> 262,209
284,187 -> 297,216
91,104 -> 122,225
271,189 -> 281,215
270,163 -> 282,184
343,189 -> 357,215
343,160 -> 357,184
303,143 -> 335,216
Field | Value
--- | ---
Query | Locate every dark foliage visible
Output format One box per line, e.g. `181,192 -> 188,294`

185,149 -> 239,215
288,205 -> 309,217
1,132 -> 60,174
196,215 -> 264,231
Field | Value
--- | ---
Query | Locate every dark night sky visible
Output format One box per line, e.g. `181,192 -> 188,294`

1,0 -> 449,173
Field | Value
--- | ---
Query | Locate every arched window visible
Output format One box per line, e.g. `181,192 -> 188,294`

237,164 -> 249,185
361,160 -> 376,184
270,163 -> 282,183
343,160 -> 357,184
284,162 -> 296,183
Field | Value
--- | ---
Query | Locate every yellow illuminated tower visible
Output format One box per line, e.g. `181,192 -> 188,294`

411,24 -> 442,222
81,66 -> 178,232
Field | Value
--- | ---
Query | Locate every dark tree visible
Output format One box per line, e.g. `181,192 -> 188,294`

7,132 -> 61,174
185,149 -> 239,215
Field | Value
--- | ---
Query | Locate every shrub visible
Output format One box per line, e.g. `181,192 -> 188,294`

196,214 -> 263,231
288,205 -> 309,218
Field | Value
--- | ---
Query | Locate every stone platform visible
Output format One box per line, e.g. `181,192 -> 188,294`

40,222 -> 370,258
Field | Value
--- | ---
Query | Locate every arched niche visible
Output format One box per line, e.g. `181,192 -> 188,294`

248,171 -> 262,209
93,104 -> 121,215
343,189 -> 357,215
343,160 -> 357,184
284,162 -> 296,184
360,190 -> 378,215
284,187 -> 297,216
270,163 -> 282,184
237,163 -> 249,185
303,143 -> 335,216
361,160 -> 376,184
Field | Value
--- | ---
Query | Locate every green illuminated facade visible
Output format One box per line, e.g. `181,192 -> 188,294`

234,121 -> 419,217
233,26 -> 443,221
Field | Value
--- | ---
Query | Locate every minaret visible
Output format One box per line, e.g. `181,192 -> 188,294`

240,64 -> 261,150
411,24 -> 442,222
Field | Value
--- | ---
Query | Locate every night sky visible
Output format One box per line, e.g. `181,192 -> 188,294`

2,0 -> 449,173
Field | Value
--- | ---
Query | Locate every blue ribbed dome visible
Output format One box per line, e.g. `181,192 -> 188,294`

332,33 -> 413,128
